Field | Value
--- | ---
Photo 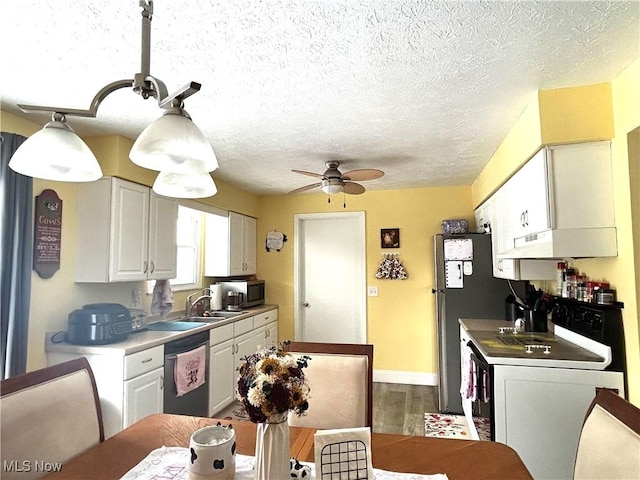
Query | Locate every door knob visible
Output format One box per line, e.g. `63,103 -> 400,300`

302,302 -> 310,307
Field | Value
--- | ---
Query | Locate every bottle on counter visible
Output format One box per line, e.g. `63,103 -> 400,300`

556,262 -> 566,297
563,268 -> 576,298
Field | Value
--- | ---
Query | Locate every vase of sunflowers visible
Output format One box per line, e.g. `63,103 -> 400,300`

237,343 -> 311,480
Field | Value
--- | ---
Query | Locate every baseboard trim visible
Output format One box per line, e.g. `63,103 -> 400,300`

373,370 -> 437,386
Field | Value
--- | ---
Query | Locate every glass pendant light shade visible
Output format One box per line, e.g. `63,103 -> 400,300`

152,170 -> 217,199
130,110 -> 218,173
8,115 -> 103,182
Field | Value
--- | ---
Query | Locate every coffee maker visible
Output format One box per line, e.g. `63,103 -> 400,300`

226,291 -> 244,311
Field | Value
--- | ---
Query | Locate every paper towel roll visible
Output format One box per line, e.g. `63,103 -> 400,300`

210,284 -> 223,311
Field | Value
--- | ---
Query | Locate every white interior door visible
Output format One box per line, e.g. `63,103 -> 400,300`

294,212 -> 366,343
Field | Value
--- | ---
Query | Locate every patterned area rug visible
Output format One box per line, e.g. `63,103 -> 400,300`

424,413 -> 492,441
424,413 -> 472,439
473,416 -> 492,441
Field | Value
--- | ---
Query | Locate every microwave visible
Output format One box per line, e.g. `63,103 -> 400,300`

220,280 -> 265,308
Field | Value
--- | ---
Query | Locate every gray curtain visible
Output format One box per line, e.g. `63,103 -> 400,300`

1,132 -> 32,378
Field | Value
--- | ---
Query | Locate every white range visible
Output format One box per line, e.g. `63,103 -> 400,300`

459,299 -> 626,480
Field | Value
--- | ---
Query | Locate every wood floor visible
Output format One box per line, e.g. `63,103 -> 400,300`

372,383 -> 438,436
215,382 -> 438,437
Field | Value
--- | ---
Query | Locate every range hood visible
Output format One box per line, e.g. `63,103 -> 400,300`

498,227 -> 618,259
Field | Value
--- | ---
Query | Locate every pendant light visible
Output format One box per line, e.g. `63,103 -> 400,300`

130,100 -> 218,173
153,170 -> 217,199
9,1 -> 217,198
8,113 -> 102,182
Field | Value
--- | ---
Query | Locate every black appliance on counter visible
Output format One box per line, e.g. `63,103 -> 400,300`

67,303 -> 132,345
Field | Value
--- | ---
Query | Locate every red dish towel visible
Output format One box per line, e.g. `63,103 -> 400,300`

174,345 -> 206,396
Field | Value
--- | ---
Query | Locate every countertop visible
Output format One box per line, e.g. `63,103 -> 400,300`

45,304 -> 278,356
459,317 -> 607,369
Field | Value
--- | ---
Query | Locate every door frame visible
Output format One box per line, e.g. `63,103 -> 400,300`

293,211 -> 367,342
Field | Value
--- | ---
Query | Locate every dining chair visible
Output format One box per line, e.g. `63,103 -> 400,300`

284,341 -> 373,429
573,388 -> 640,480
0,357 -> 105,479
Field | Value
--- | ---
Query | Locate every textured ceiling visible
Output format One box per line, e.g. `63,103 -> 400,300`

1,1 -> 638,196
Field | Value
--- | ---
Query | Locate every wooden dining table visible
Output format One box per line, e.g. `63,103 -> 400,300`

44,414 -> 532,479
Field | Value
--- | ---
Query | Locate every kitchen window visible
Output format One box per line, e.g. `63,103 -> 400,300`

172,205 -> 203,290
147,205 -> 203,292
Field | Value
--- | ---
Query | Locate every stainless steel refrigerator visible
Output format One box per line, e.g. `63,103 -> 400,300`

433,233 -> 525,414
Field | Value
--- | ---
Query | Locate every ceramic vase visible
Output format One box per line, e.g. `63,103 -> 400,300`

254,411 -> 290,480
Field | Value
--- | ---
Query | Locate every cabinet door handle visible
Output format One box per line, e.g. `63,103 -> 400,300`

160,375 -> 163,389
143,261 -> 148,273
141,358 -> 152,363
150,261 -> 155,273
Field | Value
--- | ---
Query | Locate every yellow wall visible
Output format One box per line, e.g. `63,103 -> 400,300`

256,187 -> 473,373
471,63 -> 640,406
574,60 -> 640,404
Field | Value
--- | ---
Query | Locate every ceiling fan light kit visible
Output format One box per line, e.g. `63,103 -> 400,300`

291,161 -> 384,206
9,0 -> 218,198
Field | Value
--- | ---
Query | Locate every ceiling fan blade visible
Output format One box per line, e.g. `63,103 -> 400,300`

289,182 -> 322,194
343,182 -> 366,195
342,169 -> 385,181
292,169 -> 323,179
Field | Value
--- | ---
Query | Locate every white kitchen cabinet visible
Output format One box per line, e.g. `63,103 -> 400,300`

497,141 -> 616,258
209,338 -> 236,416
123,366 -> 164,427
47,345 -> 164,439
506,150 -> 550,240
76,177 -> 177,282
208,309 -> 278,416
475,193 -> 556,281
253,309 -> 279,349
205,211 -> 257,276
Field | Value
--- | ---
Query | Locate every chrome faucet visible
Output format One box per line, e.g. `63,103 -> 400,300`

185,288 -> 211,316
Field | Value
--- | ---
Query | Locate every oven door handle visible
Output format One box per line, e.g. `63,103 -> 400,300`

467,341 -> 490,368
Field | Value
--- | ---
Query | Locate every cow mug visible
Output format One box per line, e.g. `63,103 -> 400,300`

189,423 -> 236,479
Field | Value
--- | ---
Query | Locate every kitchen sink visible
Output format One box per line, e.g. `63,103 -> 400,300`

180,311 -> 247,323
208,310 -> 247,318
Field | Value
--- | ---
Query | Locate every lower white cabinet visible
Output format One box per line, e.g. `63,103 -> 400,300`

209,338 -> 236,416
123,366 -> 164,427
47,345 -> 164,439
208,309 -> 278,417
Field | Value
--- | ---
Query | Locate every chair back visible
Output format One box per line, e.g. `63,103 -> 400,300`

0,358 -> 104,479
574,388 -> 640,480
284,341 -> 373,429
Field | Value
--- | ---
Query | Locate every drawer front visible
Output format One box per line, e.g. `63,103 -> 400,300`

124,345 -> 164,380
210,323 -> 234,345
253,309 -> 278,329
234,316 -> 254,336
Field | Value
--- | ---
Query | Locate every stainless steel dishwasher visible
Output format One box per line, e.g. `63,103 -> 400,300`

164,330 -> 209,416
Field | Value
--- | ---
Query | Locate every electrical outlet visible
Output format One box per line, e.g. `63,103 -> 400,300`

368,286 -> 379,297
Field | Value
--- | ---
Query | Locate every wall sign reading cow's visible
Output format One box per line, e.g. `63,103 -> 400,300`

33,189 -> 62,279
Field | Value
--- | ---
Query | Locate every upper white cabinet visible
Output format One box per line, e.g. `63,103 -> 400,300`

76,177 -> 178,282
205,212 -> 257,277
475,194 -> 556,281
505,150 -> 551,240
497,141 -> 617,259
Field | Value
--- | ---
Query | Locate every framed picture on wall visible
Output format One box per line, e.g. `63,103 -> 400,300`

381,228 -> 400,248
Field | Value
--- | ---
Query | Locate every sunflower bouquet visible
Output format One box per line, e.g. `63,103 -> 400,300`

237,343 -> 311,423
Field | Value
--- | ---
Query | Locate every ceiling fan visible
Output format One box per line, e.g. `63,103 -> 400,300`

290,161 -> 384,196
